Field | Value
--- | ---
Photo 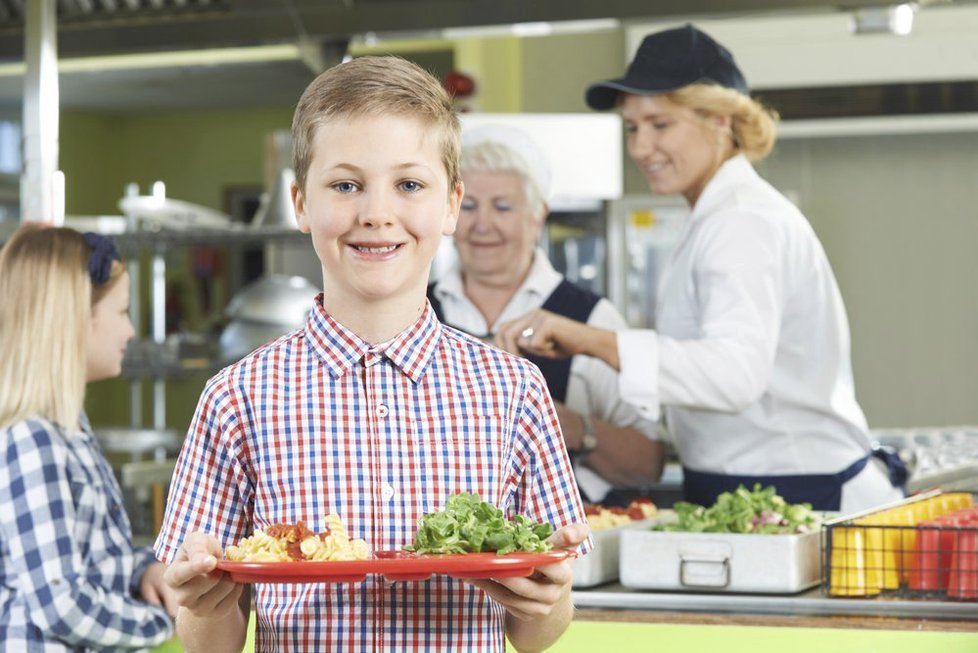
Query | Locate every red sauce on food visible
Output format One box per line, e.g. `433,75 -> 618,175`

263,520 -> 331,561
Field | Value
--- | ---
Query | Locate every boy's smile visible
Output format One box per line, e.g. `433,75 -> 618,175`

292,113 -> 462,341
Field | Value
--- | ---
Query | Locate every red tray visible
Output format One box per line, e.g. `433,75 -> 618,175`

216,549 -> 575,583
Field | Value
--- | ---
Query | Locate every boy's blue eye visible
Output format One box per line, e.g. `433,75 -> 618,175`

493,200 -> 512,212
333,181 -> 358,193
399,180 -> 423,192
461,198 -> 476,211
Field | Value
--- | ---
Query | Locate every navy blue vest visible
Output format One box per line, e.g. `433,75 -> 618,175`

427,280 -> 601,403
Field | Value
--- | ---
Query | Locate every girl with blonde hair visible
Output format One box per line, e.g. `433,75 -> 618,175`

0,225 -> 175,650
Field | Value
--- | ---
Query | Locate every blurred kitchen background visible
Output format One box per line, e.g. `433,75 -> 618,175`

1,0 -> 978,532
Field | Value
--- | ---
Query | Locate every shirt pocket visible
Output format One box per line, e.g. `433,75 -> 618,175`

403,413 -> 513,513
68,477 -> 101,557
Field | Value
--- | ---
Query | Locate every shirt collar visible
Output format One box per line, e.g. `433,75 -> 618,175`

520,248 -> 563,297
304,294 -> 443,384
691,153 -> 758,220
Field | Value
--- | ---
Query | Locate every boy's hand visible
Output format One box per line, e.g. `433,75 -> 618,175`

466,522 -> 589,621
163,531 -> 243,619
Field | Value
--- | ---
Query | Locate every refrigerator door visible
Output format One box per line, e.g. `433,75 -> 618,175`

607,195 -> 689,328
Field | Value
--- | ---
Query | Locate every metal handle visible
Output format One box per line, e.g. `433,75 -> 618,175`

679,554 -> 731,588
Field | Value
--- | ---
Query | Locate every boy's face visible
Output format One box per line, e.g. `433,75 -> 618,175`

293,114 -> 462,312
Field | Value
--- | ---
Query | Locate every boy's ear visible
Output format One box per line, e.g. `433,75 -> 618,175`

291,182 -> 311,234
443,180 -> 464,237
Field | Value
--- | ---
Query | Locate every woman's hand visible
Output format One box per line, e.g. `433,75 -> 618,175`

139,561 -> 180,618
466,522 -> 588,621
495,309 -> 586,359
162,532 -> 243,619
495,309 -> 621,370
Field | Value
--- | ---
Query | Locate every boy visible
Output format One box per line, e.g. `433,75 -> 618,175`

155,56 -> 590,652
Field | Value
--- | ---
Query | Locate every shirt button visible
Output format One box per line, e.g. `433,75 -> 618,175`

376,405 -> 389,418
382,484 -> 395,501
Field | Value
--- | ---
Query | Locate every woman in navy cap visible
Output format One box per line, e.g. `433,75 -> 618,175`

495,24 -> 905,513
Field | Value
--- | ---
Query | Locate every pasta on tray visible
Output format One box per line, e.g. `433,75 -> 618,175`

585,497 -> 658,531
225,515 -> 369,562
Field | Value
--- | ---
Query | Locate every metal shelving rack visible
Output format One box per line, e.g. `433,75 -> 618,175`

116,224 -> 310,431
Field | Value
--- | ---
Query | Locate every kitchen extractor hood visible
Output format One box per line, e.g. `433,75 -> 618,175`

1,0 -> 976,60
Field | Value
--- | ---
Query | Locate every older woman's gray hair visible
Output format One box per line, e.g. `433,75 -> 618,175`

460,124 -> 551,219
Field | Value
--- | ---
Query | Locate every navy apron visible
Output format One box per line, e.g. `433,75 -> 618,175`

682,447 -> 908,511
427,280 -> 601,403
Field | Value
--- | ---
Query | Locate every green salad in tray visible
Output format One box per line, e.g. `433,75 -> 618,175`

405,492 -> 554,555
654,484 -> 819,535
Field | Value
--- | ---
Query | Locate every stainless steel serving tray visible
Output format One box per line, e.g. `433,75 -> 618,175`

620,527 -> 821,594
572,518 -> 665,588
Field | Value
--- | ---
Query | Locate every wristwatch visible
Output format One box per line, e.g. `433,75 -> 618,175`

578,414 -> 598,454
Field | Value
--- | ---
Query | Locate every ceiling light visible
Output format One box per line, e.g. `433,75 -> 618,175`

851,3 -> 917,35
441,18 -> 618,40
0,43 -> 303,77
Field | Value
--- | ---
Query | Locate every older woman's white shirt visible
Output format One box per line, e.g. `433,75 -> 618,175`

617,155 -> 899,512
432,250 -> 661,501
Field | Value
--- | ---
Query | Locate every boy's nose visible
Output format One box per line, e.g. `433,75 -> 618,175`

359,191 -> 396,227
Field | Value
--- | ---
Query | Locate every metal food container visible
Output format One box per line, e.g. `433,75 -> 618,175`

572,518 -> 664,588
619,527 -> 821,593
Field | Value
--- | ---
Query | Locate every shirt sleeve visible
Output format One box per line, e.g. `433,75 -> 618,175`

0,421 -> 172,649
511,365 -> 593,556
618,209 -> 784,416
617,328 -> 662,421
657,209 -> 784,412
154,372 -> 253,563
129,546 -> 160,597
578,299 -> 661,438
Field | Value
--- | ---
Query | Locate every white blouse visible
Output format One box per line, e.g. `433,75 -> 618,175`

618,155 -> 884,491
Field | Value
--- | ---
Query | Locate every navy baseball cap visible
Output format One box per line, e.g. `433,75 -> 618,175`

586,24 -> 749,110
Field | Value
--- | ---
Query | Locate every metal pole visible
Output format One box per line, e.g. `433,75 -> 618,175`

21,0 -> 59,223
152,246 -> 166,430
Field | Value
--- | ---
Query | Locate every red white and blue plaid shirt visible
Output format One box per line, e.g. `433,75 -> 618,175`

155,296 -> 590,652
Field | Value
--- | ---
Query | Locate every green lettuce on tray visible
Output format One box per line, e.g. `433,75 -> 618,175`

654,484 -> 819,534
405,492 -> 554,555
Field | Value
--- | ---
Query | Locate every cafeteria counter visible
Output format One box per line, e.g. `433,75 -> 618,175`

152,586 -> 977,653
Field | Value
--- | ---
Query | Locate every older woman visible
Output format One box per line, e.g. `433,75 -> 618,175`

428,124 -> 665,504
496,25 -> 905,513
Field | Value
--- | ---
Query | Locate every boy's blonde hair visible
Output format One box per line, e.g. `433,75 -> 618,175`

667,84 -> 780,161
292,56 -> 461,193
0,225 -> 126,430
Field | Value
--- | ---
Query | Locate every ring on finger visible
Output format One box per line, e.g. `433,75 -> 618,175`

520,326 -> 535,340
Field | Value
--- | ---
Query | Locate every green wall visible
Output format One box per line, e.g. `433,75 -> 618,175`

519,31 -> 624,113
64,107 -> 295,432
61,107 -> 293,215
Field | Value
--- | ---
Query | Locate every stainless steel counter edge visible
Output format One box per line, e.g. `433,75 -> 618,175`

572,584 -> 978,619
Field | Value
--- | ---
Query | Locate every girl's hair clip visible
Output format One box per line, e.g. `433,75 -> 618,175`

82,232 -> 121,285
